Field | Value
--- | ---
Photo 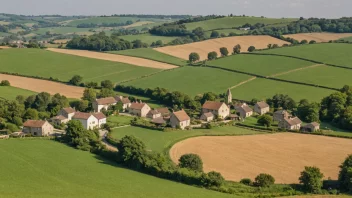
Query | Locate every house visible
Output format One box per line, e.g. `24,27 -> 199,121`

51,115 -> 69,125
58,107 -> 76,120
301,122 -> 320,132
22,120 -> 54,136
155,107 -> 170,118
254,101 -> 270,115
200,112 -> 214,122
229,114 -> 240,121
240,27 -> 251,31
147,110 -> 162,119
278,117 -> 302,130
93,97 -> 117,112
202,101 -> 230,119
129,102 -> 151,117
93,112 -> 107,128
170,110 -> 191,130
235,103 -> 253,118
114,96 -> 132,110
151,117 -> 167,126
273,110 -> 291,122
72,112 -> 106,130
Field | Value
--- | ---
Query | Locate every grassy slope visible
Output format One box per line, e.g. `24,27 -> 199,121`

33,27 -> 92,35
256,43 -> 352,68
122,67 -> 252,97
119,33 -> 179,45
0,48 -> 160,84
340,36 -> 352,42
230,78 -> 335,102
0,86 -> 36,100
111,126 -> 261,152
185,17 -> 297,31
209,54 -> 314,76
0,139 -> 233,198
66,17 -> 167,26
109,48 -> 187,66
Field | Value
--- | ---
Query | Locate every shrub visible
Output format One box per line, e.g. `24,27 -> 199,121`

207,51 -> 218,60
189,52 -> 200,63
309,40 -> 317,44
101,80 -> 114,89
248,46 -> 256,52
255,173 -> 275,187
117,135 -> 147,170
0,80 -> 10,86
257,114 -> 273,127
210,31 -> 219,38
300,40 -> 308,44
220,47 -> 229,57
69,75 -> 83,86
299,166 -> 324,194
179,153 -> 203,172
201,171 -> 225,187
338,154 -> 352,192
240,178 -> 253,186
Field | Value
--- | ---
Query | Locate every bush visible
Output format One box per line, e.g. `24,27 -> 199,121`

207,51 -> 218,60
117,135 -> 147,170
299,166 -> 324,194
255,173 -> 275,187
0,80 -> 10,86
201,171 -> 225,187
189,52 -> 200,63
240,178 -> 253,186
257,114 -> 273,127
69,75 -> 83,86
248,46 -> 256,52
179,153 -> 203,172
210,31 -> 219,38
220,47 -> 229,57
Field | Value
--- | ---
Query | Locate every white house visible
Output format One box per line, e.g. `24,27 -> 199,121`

72,112 -> 106,130
147,110 -> 162,119
92,97 -> 117,112
129,102 -> 151,117
200,112 -> 214,122
235,103 -> 253,118
114,96 -> 132,110
254,101 -> 270,115
202,101 -> 230,119
278,117 -> 302,130
58,107 -> 76,120
170,110 -> 190,130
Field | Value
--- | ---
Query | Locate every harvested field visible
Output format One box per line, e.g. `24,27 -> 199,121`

170,133 -> 352,184
123,21 -> 154,29
0,46 -> 10,49
52,39 -> 71,44
47,48 -> 178,69
0,74 -> 84,99
283,33 -> 352,43
155,35 -> 289,60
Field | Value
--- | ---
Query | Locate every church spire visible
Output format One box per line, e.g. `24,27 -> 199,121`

226,89 -> 232,104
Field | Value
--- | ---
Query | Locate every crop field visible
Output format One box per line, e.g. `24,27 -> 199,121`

170,133 -> 352,184
209,54 -> 315,76
230,78 -> 334,102
0,20 -> 10,25
155,35 -> 289,60
119,33 -> 179,45
110,48 -> 187,66
283,33 -> 352,43
276,65 -> 352,89
111,126 -> 261,152
0,48 -> 160,84
0,86 -> 36,100
184,16 -> 297,31
33,27 -> 93,35
123,67 -> 252,97
256,43 -> 352,68
122,21 -> 155,28
0,139 -> 232,198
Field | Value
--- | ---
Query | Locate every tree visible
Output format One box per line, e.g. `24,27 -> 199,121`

192,27 -> 205,38
69,75 -> 83,86
267,44 -> 272,49
240,178 -> 253,186
233,44 -> 241,54
117,135 -> 147,169
297,100 -> 320,122
248,46 -> 256,52
254,173 -> 275,187
309,40 -> 317,44
257,115 -> 273,127
15,95 -> 25,104
77,100 -> 89,112
189,52 -> 200,63
179,153 -> 203,172
33,92 -> 51,112
220,47 -> 229,57
100,80 -> 114,89
300,39 -> 308,44
207,51 -> 218,60
200,92 -> 218,104
0,80 -> 10,86
210,30 -> 219,38
82,88 -> 97,102
200,171 -> 225,187
65,120 -> 99,151
299,166 -> 324,193
97,88 -> 115,98
24,108 -> 39,120
272,44 -> 279,48
338,154 -> 352,192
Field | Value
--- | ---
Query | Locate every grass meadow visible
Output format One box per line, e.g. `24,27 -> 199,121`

0,48 -> 160,84
340,36 -> 352,42
110,48 -> 187,66
256,43 -> 352,68
66,16 -> 168,26
209,54 -> 315,76
0,139 -> 233,198
33,27 -> 93,35
119,33 -> 179,45
122,67 -> 253,97
0,86 -> 36,100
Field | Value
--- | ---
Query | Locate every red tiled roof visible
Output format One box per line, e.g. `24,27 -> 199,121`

148,110 -> 161,115
23,120 -> 46,127
52,115 -> 67,121
156,107 -> 170,115
62,107 -> 76,114
130,103 -> 147,110
172,110 -> 190,122
256,101 -> 269,109
73,112 -> 93,120
284,117 -> 302,126
96,97 -> 117,105
202,101 -> 225,110
121,97 -> 131,104
202,112 -> 214,118
151,117 -> 166,125
93,112 -> 106,120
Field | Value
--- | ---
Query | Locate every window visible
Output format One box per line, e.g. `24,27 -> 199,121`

33,132 -> 37,136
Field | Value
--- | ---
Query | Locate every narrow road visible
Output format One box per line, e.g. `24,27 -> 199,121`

228,76 -> 257,90
269,64 -> 324,77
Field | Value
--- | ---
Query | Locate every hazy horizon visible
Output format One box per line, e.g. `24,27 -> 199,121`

0,0 -> 351,18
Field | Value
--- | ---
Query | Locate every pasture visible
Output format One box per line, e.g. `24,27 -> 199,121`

0,86 -> 36,100
230,78 -> 334,102
170,133 -> 352,184
66,16 -> 168,26
283,33 -> 352,43
110,48 -> 187,66
111,126 -> 261,152
340,36 -> 352,42
256,43 -> 352,68
119,33 -> 179,45
184,16 -> 297,31
122,67 -> 253,97
33,27 -> 93,35
0,139 -> 232,198
155,35 -> 289,60
0,48 -> 160,84
209,54 -> 314,76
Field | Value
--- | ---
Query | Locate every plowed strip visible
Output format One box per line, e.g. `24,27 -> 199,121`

47,48 -> 178,69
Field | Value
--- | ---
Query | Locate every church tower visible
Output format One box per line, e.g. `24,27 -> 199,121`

226,89 -> 232,104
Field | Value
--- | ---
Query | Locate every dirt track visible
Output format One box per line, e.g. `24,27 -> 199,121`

170,133 -> 352,184
283,33 -> 352,43
0,74 -> 84,99
47,48 -> 178,69
155,35 -> 289,60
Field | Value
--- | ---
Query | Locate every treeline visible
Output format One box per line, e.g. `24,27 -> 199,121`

76,20 -> 133,28
109,14 -> 191,19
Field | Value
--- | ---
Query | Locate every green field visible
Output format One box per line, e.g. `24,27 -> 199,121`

119,33 -> 179,45
33,27 -> 93,35
204,29 -> 247,37
256,43 -> 352,68
0,48 -> 160,83
107,115 -> 134,127
123,67 -> 252,97
276,65 -> 352,89
0,86 -> 36,100
111,126 -> 261,152
230,78 -> 335,102
185,17 -> 297,31
110,48 -> 187,66
0,139 -> 233,198
340,36 -> 352,42
66,17 -> 167,26
210,54 -> 314,76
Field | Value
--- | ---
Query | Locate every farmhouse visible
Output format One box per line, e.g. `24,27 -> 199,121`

93,97 -> 117,112
51,115 -> 69,125
202,101 -> 230,119
72,112 -> 106,130
254,101 -> 270,115
151,117 -> 167,125
129,102 -> 151,117
114,95 -> 132,110
58,107 -> 76,120
229,114 -> 240,121
22,120 -> 54,136
155,107 -> 170,118
278,117 -> 302,130
273,110 -> 291,122
200,112 -> 214,122
301,122 -> 320,132
170,110 -> 190,130
235,103 -> 253,118
147,110 -> 162,119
